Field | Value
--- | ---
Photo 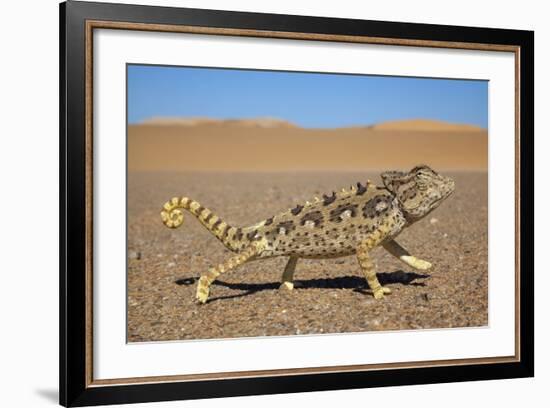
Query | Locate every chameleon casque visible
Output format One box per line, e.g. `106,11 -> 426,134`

161,165 -> 455,303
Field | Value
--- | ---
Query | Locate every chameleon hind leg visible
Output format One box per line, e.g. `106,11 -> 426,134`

196,239 -> 266,304
280,256 -> 299,291
382,239 -> 432,270
356,232 -> 392,300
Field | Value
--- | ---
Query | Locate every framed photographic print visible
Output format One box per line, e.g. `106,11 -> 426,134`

59,0 -> 534,406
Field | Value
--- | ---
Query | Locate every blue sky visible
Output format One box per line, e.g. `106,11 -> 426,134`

127,64 -> 488,129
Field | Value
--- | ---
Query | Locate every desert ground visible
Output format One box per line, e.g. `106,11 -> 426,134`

127,170 -> 488,342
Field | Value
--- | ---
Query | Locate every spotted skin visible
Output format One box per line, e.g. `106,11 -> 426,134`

161,165 -> 455,303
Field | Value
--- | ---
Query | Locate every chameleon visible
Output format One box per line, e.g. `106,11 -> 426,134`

160,165 -> 455,303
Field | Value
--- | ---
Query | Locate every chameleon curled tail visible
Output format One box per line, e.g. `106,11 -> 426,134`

161,196 -> 243,251
161,197 -> 186,229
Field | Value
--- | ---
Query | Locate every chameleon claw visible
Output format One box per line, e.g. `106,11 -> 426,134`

279,281 -> 294,291
412,259 -> 432,270
196,291 -> 209,304
401,255 -> 432,270
373,286 -> 392,299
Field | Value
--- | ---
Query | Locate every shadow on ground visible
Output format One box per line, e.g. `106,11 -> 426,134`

175,270 -> 429,303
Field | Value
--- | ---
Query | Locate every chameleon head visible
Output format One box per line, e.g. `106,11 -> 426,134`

381,165 -> 455,221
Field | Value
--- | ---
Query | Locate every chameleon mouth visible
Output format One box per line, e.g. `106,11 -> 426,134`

437,179 -> 455,202
430,187 -> 454,207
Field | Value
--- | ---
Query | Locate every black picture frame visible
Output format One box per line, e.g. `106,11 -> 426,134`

60,1 -> 534,406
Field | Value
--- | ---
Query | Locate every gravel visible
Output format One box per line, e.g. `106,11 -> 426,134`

127,171 -> 488,342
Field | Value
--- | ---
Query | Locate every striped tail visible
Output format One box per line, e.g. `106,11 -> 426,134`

160,197 -> 241,251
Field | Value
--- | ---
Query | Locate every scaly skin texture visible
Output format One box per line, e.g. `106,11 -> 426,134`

160,165 -> 455,303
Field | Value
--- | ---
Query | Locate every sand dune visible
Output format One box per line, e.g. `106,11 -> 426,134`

370,119 -> 484,132
128,118 -> 487,172
141,116 -> 298,129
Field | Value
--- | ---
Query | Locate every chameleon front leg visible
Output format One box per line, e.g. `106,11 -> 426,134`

196,239 -> 266,304
280,256 -> 299,291
356,232 -> 392,300
382,239 -> 432,271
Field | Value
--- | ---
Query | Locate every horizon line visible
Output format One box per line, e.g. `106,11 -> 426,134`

129,115 -> 488,131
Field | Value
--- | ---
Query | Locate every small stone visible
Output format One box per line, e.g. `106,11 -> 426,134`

167,262 -> 176,267
430,217 -> 438,225
129,251 -> 141,260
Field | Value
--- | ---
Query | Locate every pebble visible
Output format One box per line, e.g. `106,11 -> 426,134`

129,250 -> 141,260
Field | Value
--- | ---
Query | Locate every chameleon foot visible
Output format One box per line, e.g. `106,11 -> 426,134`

279,281 -> 294,291
373,286 -> 392,300
196,277 -> 210,304
411,258 -> 432,270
